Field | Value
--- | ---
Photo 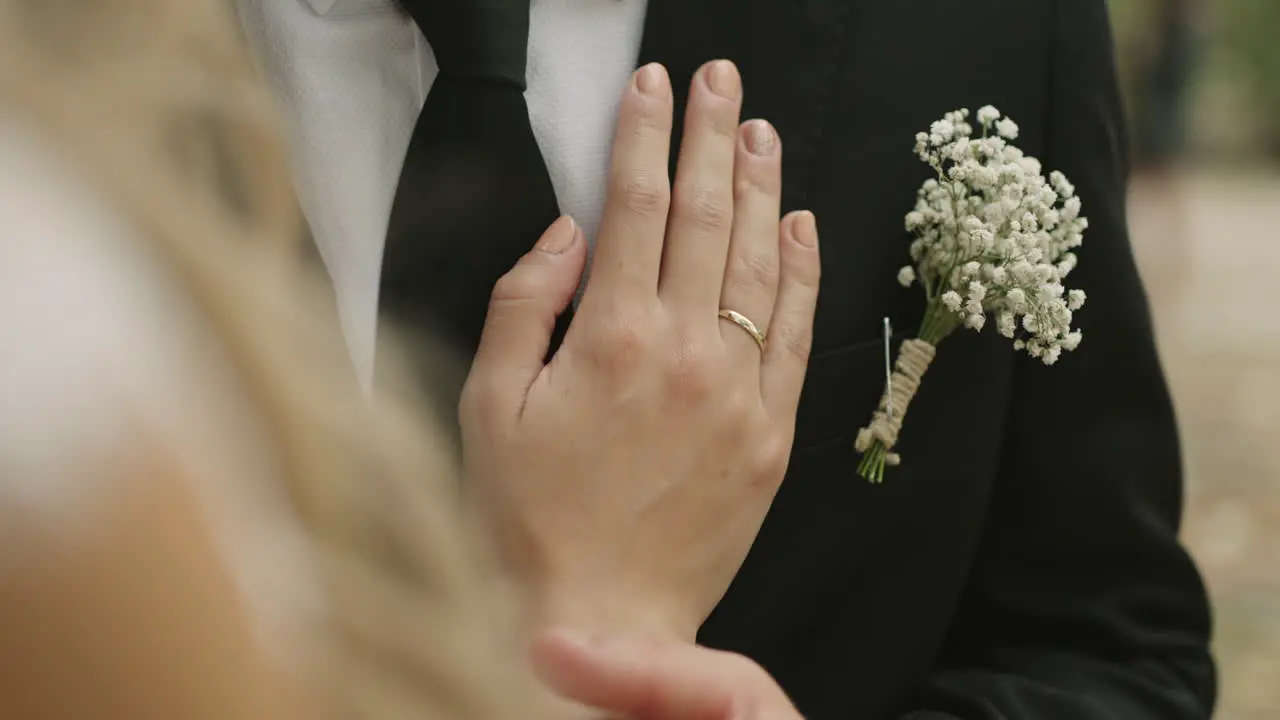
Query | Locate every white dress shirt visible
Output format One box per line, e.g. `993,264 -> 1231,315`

234,0 -> 648,382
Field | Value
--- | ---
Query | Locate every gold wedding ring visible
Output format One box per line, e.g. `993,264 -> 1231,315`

718,309 -> 766,352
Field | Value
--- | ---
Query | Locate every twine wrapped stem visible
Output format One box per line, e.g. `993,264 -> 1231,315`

855,338 -> 936,480
856,293 -> 959,482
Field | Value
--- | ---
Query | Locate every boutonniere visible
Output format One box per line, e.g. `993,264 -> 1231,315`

855,107 -> 1089,483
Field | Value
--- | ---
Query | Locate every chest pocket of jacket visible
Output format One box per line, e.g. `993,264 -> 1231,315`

792,339 -> 893,452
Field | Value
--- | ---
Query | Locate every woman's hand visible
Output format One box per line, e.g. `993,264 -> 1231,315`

532,629 -> 804,720
459,59 -> 821,642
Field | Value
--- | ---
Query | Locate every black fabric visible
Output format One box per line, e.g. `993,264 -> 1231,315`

410,0 -> 532,88
381,0 -> 565,369
630,1 -> 1214,719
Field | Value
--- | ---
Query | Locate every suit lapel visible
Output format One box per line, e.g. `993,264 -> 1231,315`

637,0 -> 855,212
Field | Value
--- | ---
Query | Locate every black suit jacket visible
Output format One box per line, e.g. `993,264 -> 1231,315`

631,1 -> 1215,718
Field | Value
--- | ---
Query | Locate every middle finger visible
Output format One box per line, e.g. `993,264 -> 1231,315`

657,60 -> 743,315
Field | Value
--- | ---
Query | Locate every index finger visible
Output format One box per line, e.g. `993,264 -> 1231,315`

581,63 -> 674,308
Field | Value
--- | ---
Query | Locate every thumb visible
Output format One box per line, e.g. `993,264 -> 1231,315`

467,216 -> 585,417
530,629 -> 744,719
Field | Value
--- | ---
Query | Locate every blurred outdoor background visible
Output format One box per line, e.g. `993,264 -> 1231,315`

1108,1 -> 1280,717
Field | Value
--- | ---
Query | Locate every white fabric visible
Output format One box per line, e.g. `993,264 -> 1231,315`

234,0 -> 649,382
0,114 -> 319,667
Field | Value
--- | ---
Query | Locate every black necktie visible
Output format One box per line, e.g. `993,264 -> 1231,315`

381,0 -> 565,369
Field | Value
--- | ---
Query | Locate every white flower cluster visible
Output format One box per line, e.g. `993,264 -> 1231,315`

897,106 -> 1089,365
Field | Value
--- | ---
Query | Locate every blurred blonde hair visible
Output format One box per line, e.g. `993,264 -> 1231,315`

0,1 -> 547,717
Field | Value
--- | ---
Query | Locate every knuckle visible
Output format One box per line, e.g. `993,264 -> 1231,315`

734,166 -> 780,199
615,170 -> 670,217
785,245 -> 822,289
752,432 -> 794,483
773,323 -> 813,364
632,100 -> 672,135
731,251 -> 779,293
732,174 -> 759,201
673,183 -> 732,233
708,110 -> 739,141
488,267 -> 537,304
603,323 -> 647,358
665,339 -> 719,400
588,315 -> 652,373
719,391 -> 755,427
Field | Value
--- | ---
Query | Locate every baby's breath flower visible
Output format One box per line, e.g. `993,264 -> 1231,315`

1049,170 -> 1075,198
1062,196 -> 1082,221
930,118 -> 955,145
1067,288 -> 1086,311
942,291 -> 963,312
898,107 -> 1088,364
996,312 -> 1016,338
858,107 -> 1091,482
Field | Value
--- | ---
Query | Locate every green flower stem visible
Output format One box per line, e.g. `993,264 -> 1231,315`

856,441 -> 891,483
916,297 -> 960,346
855,297 -> 958,483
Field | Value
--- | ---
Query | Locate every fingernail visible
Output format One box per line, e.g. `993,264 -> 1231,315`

791,211 -> 818,248
635,63 -> 666,96
537,216 -> 578,254
743,119 -> 776,156
704,60 -> 740,99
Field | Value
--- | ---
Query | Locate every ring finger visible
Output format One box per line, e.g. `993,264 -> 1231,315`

718,119 -> 782,362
